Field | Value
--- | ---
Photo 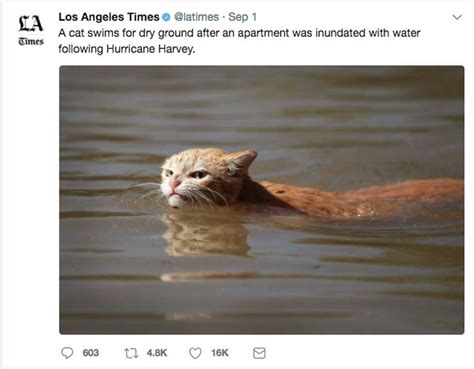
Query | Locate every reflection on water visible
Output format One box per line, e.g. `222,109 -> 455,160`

162,212 -> 249,257
60,67 -> 463,334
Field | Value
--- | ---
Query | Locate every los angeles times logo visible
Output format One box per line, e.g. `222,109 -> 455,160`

18,15 -> 44,46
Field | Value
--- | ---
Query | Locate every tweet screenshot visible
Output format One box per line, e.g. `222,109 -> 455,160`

1,0 -> 472,368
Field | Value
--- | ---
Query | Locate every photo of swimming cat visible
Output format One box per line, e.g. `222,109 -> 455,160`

159,148 -> 464,218
60,66 -> 464,334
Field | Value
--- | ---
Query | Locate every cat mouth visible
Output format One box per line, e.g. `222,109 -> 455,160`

167,192 -> 187,209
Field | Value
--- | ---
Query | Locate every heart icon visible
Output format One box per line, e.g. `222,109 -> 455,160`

189,347 -> 202,359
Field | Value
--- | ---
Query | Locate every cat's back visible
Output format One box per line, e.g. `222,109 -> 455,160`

258,181 -> 349,217
342,178 -> 464,200
256,178 -> 464,218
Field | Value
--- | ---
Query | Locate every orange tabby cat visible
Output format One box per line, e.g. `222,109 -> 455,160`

160,148 -> 463,218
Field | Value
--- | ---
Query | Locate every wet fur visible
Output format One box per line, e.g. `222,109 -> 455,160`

160,148 -> 463,218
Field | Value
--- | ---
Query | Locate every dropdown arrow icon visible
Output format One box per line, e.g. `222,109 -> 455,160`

453,14 -> 462,20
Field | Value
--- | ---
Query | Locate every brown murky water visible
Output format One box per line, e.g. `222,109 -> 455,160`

60,66 -> 464,334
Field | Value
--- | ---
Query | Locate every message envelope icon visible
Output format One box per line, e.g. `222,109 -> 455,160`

253,347 -> 266,359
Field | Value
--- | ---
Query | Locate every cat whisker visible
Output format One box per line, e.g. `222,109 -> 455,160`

192,191 -> 211,208
184,186 -> 209,209
127,182 -> 161,190
190,191 -> 208,209
187,184 -> 219,210
185,191 -> 198,208
204,187 -> 229,207
192,193 -> 208,209
141,188 -> 164,200
193,190 -> 217,210
149,175 -> 161,182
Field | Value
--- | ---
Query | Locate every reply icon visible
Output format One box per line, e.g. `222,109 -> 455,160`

61,347 -> 74,359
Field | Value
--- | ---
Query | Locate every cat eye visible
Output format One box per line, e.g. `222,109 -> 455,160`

189,170 -> 207,179
163,169 -> 173,177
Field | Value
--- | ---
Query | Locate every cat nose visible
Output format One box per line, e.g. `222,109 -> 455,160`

171,179 -> 181,190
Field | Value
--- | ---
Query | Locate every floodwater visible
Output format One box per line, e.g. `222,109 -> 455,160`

60,66 -> 464,334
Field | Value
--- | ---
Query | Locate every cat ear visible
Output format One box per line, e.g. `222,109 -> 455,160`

226,149 -> 257,175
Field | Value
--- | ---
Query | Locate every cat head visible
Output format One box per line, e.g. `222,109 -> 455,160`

160,148 -> 257,208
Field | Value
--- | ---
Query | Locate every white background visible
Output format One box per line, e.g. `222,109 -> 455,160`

2,1 -> 472,368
